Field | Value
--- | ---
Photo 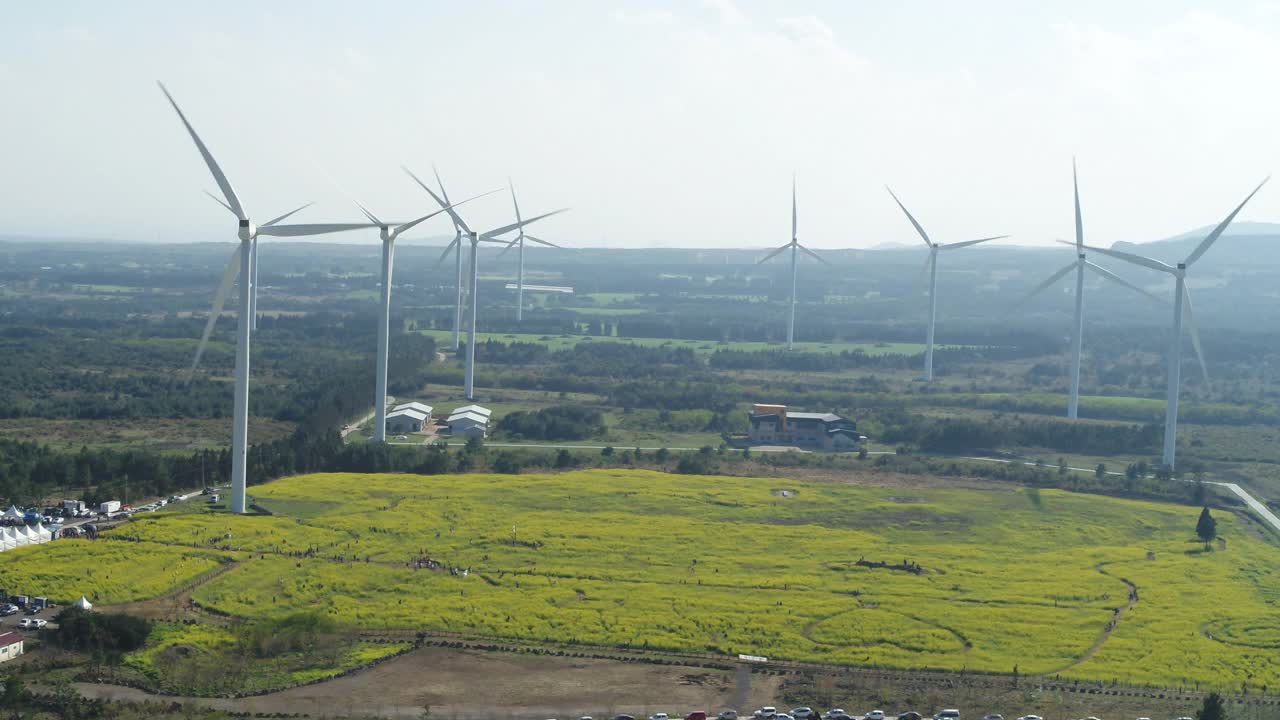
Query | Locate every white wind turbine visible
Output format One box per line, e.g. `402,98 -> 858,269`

350,194 -> 489,444
161,82 -> 380,514
756,176 -> 827,350
431,166 -> 467,352
499,178 -> 568,322
1080,176 -> 1269,470
404,167 -> 568,400
886,187 -> 1007,381
1014,161 -> 1162,419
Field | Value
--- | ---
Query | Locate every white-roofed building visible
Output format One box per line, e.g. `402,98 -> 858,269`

392,401 -> 433,418
448,410 -> 489,439
385,408 -> 429,434
450,404 -> 491,419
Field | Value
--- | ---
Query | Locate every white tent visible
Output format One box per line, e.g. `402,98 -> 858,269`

6,527 -> 27,548
18,525 -> 37,545
73,596 -> 92,611
33,523 -> 52,543
0,534 -> 11,552
2,506 -> 23,521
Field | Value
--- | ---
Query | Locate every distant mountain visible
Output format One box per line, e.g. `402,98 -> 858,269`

1111,222 -> 1280,266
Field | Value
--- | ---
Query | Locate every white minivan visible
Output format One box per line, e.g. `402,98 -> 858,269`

935,712 -> 960,720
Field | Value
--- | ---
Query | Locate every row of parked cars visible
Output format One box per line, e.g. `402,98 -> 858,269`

578,709 -> 949,720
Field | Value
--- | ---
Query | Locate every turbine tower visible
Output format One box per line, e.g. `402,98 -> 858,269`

1082,176 -> 1268,470
1014,161 -> 1162,419
352,205 -> 453,443
886,187 -> 1007,381
404,167 -> 568,400
501,178 -> 568,322
432,166 -> 466,352
161,82 -> 378,514
756,176 -> 826,350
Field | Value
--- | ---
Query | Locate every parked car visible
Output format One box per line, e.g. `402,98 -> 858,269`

775,715 -> 794,720
650,714 -> 669,720
864,712 -> 885,720
1017,716 -> 1042,720
935,712 -> 960,720
899,714 -> 923,720
791,710 -> 814,720
18,618 -> 46,629
824,711 -> 847,720
754,709 -> 777,720
0,605 -> 17,617
718,712 -> 739,720
982,715 -> 1003,720
613,715 -> 635,720
686,713 -> 707,720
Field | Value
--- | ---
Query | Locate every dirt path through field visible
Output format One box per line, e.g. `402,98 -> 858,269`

96,560 -> 242,621
1052,564 -> 1138,674
62,646 -> 782,718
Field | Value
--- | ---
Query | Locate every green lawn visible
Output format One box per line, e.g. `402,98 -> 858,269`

417,328 -> 933,356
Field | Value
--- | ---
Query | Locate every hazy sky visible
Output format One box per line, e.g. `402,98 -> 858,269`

3,0 -> 1279,249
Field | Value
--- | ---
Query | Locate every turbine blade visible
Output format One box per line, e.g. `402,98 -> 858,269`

791,174 -> 798,242
186,244 -> 242,382
939,235 -> 1008,251
524,234 -> 565,250
755,243 -> 791,265
435,235 -> 460,267
1073,158 -> 1084,251
1084,261 -> 1164,304
203,190 -> 235,216
432,164 -> 462,233
885,186 -> 932,247
480,208 -> 569,240
497,236 -> 520,259
257,222 -> 380,237
354,200 -> 381,226
1184,176 -> 1270,267
157,82 -> 247,221
1079,242 -> 1177,274
797,243 -> 828,265
404,165 -> 472,235
1183,288 -> 1210,385
1010,261 -> 1076,311
509,178 -> 525,228
260,202 -> 314,228
917,252 -> 934,291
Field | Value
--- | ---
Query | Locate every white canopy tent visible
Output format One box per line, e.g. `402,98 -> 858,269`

73,596 -> 92,611
2,506 -> 23,521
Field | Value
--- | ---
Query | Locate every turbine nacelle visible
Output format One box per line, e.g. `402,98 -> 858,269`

238,220 -> 256,242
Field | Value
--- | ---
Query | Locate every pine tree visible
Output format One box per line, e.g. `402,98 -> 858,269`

1197,692 -> 1226,720
1196,506 -> 1218,543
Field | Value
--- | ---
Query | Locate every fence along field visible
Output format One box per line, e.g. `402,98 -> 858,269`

1,469 -> 1278,691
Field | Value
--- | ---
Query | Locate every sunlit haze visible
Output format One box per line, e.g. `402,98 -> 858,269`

3,0 -> 1279,248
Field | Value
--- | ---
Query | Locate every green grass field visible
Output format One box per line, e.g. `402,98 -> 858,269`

5,470 -> 1273,690
417,328 -> 932,356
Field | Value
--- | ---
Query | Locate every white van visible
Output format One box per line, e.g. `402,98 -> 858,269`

935,711 -> 960,720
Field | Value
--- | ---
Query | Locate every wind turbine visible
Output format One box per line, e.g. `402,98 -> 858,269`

352,205 -> 456,443
404,166 -> 567,400
1081,176 -> 1269,470
432,166 -> 466,352
160,82 -> 379,514
499,178 -> 568,322
1014,161 -> 1162,419
756,176 -> 826,350
886,187 -> 1007,381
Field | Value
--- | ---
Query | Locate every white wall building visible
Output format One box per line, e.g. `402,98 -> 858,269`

385,408 -> 429,434
447,407 -> 490,439
0,632 -> 22,663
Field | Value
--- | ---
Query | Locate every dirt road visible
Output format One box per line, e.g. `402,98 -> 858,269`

66,646 -> 780,718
